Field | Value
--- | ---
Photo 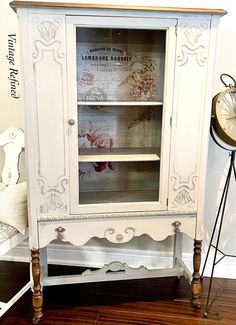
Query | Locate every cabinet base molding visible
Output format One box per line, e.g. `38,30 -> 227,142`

42,260 -> 188,287
3,241 -> 236,279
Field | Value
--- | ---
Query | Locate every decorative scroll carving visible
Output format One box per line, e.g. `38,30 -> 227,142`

33,20 -> 64,63
38,177 -> 68,213
33,40 -> 64,63
37,21 -> 59,42
183,24 -> 207,46
104,227 -> 136,243
40,193 -> 67,213
38,177 -> 68,195
82,261 -> 150,277
178,23 -> 207,67
171,174 -> 197,208
174,189 -> 193,205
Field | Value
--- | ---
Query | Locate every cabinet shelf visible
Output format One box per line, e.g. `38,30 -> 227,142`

77,101 -> 163,106
79,148 -> 160,162
79,153 -> 160,162
80,188 -> 159,204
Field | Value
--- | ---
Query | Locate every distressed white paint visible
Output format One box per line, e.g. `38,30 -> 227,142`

15,2 -> 223,288
0,0 -> 235,284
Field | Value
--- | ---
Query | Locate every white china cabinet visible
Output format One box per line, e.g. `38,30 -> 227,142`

11,1 -> 225,323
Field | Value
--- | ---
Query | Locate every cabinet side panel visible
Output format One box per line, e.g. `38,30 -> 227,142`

35,54 -> 64,182
18,8 -> 39,247
195,17 -> 221,240
29,13 -> 69,217
169,19 -> 211,212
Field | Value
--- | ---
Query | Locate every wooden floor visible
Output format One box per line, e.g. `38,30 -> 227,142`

1,261 -> 236,324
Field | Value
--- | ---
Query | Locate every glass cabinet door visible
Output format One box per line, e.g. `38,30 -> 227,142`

67,16 -> 175,214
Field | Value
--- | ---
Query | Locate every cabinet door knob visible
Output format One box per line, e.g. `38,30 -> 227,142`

68,119 -> 75,125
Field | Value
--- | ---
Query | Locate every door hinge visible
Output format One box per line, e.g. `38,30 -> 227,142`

170,116 -> 172,127
167,198 -> 169,206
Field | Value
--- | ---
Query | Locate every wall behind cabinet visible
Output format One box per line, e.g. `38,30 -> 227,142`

0,0 -> 25,180
0,0 -> 236,279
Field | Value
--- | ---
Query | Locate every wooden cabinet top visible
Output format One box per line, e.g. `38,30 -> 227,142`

10,1 -> 227,16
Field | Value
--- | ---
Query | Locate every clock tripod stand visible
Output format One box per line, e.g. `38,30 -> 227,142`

201,74 -> 236,317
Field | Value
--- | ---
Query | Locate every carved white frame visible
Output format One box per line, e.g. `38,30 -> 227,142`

66,14 -> 177,215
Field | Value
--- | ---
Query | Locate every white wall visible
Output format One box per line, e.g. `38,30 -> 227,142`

0,1 -> 25,181
1,0 -> 236,278
0,1 -> 23,130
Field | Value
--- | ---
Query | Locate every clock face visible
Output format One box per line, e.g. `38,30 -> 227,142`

212,88 -> 236,147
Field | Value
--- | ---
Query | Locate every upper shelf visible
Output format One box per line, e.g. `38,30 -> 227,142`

79,148 -> 160,162
79,153 -> 160,162
10,2 -> 227,16
77,101 -> 163,106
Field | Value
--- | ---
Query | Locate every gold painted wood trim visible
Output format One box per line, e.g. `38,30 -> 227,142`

10,1 -> 227,16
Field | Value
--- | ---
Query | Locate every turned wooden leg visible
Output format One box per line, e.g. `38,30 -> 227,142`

31,249 -> 43,324
191,240 -> 202,309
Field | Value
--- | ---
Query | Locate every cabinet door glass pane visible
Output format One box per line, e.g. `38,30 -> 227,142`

76,27 -> 166,206
76,27 -> 165,102
79,161 -> 159,204
78,105 -> 162,150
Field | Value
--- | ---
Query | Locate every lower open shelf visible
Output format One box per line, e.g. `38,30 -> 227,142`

79,188 -> 159,204
79,160 -> 160,204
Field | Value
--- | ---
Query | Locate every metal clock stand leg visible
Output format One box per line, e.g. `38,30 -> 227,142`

201,150 -> 236,317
